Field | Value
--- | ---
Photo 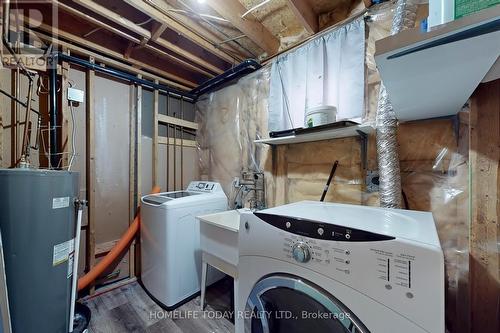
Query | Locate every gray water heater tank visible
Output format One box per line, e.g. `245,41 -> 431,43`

0,169 -> 79,333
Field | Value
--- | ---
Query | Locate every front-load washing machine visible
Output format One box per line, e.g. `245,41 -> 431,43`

141,181 -> 227,309
236,201 -> 444,333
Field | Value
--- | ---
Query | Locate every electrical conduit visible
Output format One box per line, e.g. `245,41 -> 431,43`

77,186 -> 161,291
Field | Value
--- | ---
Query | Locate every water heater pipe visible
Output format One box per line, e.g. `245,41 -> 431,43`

69,204 -> 83,332
77,186 -> 161,291
49,60 -> 60,169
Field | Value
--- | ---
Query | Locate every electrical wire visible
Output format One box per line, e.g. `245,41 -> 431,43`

241,0 -> 272,19
176,0 -> 257,58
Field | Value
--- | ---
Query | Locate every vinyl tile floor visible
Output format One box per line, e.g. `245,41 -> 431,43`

84,279 -> 234,333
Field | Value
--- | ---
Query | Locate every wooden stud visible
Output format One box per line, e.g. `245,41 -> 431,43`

137,75 -> 143,202
207,0 -> 280,55
132,75 -> 143,278
153,81 -> 159,188
128,82 -> 137,279
469,80 -> 500,333
286,0 -> 319,34
85,56 -> 96,295
274,145 -> 289,206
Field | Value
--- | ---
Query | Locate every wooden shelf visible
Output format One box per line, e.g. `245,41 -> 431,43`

375,5 -> 500,121
254,124 -> 374,145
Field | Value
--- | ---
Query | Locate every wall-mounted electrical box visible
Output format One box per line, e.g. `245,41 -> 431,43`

67,87 -> 84,103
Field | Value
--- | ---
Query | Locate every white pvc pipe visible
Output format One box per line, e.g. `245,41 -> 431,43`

69,207 -> 83,332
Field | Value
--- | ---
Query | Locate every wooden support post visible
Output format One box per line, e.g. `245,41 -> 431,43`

469,79 -> 500,333
129,75 -> 142,278
153,81 -> 159,188
273,145 -> 289,206
61,48 -> 71,168
136,75 -> 142,202
85,56 -> 96,295
128,82 -> 137,278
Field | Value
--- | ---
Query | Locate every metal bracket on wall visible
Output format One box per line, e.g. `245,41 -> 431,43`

356,130 -> 368,170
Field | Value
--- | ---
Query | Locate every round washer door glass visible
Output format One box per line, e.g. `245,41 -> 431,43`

245,275 -> 369,333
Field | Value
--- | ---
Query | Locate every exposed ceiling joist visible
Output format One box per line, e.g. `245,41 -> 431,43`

71,0 -> 224,75
286,0 -> 319,34
122,0 -> 239,64
54,1 -> 141,43
159,1 -> 254,59
23,16 -> 198,88
206,0 -> 280,56
71,0 -> 150,37
56,1 -> 213,78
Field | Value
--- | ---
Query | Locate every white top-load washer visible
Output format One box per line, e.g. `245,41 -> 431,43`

236,201 -> 444,333
141,181 -> 227,309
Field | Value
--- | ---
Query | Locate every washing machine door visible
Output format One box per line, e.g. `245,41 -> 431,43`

245,274 -> 369,333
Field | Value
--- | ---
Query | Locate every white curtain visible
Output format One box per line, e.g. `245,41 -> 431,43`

268,17 -> 365,131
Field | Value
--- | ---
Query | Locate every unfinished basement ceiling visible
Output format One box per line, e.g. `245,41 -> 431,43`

14,0 -> 364,90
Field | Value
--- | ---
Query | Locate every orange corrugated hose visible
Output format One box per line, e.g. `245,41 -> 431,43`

77,186 -> 161,291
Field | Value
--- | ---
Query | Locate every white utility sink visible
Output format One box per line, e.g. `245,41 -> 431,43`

197,209 -> 245,267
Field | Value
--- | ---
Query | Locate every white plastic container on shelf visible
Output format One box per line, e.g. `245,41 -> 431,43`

304,105 -> 337,128
428,0 -> 455,28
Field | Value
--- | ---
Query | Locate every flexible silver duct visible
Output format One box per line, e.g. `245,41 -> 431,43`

376,0 -> 418,208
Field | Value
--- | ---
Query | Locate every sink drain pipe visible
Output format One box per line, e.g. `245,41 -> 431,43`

376,0 -> 418,209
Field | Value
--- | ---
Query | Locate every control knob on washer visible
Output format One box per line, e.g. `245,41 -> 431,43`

292,242 -> 311,263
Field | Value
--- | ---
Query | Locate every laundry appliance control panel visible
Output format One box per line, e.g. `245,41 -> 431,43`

187,181 -> 221,193
246,211 -> 440,302
241,205 -> 444,333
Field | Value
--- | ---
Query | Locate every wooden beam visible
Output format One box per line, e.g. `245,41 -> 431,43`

286,0 -> 319,34
123,0 -> 238,64
158,114 -> 198,130
207,0 -> 280,55
158,137 -> 197,147
72,0 -> 224,75
85,57 -> 96,295
469,79 -> 500,333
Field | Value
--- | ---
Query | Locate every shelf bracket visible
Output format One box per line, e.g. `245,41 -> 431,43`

356,130 -> 368,170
